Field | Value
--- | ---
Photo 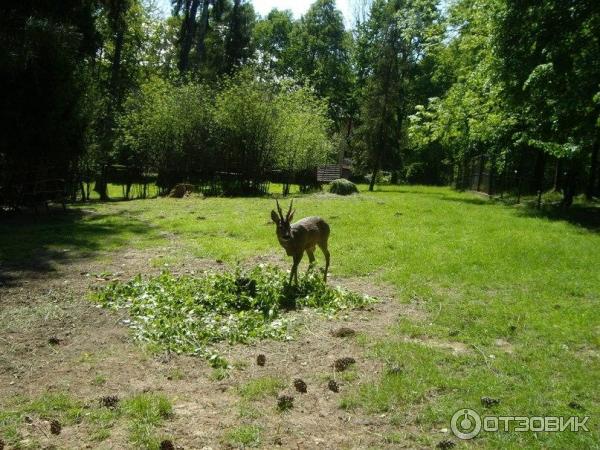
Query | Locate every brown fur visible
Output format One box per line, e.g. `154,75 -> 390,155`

271,200 -> 330,284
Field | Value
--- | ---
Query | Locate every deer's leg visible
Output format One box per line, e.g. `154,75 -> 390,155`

306,246 -> 316,270
290,253 -> 303,284
318,243 -> 330,282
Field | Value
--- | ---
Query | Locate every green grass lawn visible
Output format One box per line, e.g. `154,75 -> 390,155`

1,185 -> 598,448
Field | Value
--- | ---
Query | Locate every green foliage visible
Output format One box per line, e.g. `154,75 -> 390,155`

115,67 -> 333,192
288,0 -> 353,124
353,0 -> 442,189
408,0 -> 514,175
406,0 -> 600,200
116,77 -> 213,189
213,70 -> 279,182
0,0 -> 99,187
175,0 -> 256,77
253,9 -> 295,75
93,265 -> 375,359
329,178 -> 359,195
274,84 -> 333,174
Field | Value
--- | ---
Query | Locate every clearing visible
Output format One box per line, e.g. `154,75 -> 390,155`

0,186 -> 598,449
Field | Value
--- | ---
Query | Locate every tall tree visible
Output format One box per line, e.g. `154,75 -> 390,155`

0,0 -> 100,193
495,0 -> 600,205
408,0 -> 513,188
354,0 -> 441,190
94,0 -> 148,200
176,0 -> 201,73
253,9 -> 295,75
223,0 -> 255,73
289,0 -> 353,125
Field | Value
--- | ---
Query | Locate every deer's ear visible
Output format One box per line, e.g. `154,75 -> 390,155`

271,210 -> 279,223
288,210 -> 295,223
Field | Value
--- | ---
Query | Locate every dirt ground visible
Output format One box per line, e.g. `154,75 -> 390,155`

0,242 -> 438,449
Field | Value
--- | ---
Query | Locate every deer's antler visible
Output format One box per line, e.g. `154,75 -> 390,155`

286,199 -> 294,221
275,199 -> 284,221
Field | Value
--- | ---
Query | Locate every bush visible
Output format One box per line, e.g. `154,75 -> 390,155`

116,68 -> 334,193
329,178 -> 359,195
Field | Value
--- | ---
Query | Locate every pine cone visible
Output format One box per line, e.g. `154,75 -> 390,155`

277,395 -> 294,410
293,378 -> 307,393
50,419 -> 61,435
256,354 -> 266,366
331,327 -> 356,337
480,396 -> 500,407
328,379 -> 339,393
159,440 -> 175,450
334,357 -> 356,372
48,336 -> 61,345
436,439 -> 455,449
100,395 -> 120,409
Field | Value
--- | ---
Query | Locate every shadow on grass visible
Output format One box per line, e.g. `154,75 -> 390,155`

515,204 -> 600,232
435,191 -> 600,232
0,206 -> 156,286
437,196 -> 491,206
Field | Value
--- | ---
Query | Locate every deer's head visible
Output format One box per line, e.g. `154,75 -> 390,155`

271,199 -> 295,241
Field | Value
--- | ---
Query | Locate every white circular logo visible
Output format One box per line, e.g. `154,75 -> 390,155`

451,408 -> 482,440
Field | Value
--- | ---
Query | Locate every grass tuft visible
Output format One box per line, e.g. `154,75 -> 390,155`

238,377 -> 286,401
223,424 -> 262,447
122,393 -> 173,449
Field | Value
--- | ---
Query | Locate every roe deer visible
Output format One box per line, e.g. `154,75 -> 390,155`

271,199 -> 330,284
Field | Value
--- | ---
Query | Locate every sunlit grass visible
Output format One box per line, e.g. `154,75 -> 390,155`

0,391 -> 172,449
223,424 -> 262,447
1,185 -> 598,448
238,377 -> 286,401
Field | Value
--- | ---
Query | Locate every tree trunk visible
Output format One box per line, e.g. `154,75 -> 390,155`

369,163 -> 379,192
533,149 -> 546,194
110,26 -> 125,102
476,155 -> 484,192
561,160 -> 578,208
178,0 -> 200,73
94,166 -> 109,201
488,155 -> 496,195
196,0 -> 210,64
553,158 -> 561,191
586,137 -> 599,200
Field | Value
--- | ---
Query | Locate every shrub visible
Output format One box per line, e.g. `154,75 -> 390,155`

329,178 -> 359,195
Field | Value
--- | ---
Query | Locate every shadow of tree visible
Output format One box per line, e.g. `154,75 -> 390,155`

437,196 -> 491,206
0,207 -> 157,286
515,205 -> 600,232
436,192 -> 600,232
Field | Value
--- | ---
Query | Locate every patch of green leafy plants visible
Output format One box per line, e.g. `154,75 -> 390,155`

93,265 -> 374,364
